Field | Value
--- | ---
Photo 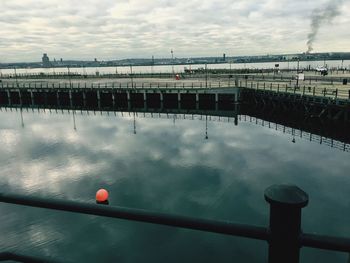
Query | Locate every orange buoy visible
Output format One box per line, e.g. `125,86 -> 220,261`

96,189 -> 109,203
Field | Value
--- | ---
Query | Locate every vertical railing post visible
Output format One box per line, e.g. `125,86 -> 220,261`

265,185 -> 309,263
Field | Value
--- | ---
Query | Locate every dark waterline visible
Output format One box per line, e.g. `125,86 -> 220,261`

0,109 -> 349,262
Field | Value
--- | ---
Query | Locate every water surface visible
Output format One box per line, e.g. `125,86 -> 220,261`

0,109 -> 349,262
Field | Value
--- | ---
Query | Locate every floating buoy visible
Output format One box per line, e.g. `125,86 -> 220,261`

96,189 -> 109,203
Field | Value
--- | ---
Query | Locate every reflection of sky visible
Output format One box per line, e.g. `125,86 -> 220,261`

0,110 -> 349,262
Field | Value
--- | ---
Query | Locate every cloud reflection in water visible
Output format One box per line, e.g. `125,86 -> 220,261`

0,109 -> 349,262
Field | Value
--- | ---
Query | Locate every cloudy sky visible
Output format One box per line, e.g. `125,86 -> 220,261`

0,0 -> 349,62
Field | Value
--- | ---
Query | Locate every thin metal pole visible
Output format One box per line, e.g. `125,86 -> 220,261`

205,63 -> 208,88
130,65 -> 133,88
296,59 -> 300,88
171,49 -> 174,77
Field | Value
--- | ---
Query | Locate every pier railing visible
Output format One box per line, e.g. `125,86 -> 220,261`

1,79 -> 350,100
240,81 -> 350,101
1,70 -> 350,82
1,80 -> 229,90
1,185 -> 350,263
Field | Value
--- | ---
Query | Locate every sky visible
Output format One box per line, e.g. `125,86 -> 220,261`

0,0 -> 349,62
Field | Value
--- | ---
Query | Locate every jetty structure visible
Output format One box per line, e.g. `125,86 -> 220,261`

0,81 -> 240,114
1,73 -> 350,122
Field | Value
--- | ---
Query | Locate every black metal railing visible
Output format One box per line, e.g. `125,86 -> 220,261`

1,184 -> 350,263
0,251 -> 59,263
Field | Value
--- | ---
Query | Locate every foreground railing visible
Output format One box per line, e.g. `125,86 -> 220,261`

0,252 -> 58,263
1,184 -> 350,263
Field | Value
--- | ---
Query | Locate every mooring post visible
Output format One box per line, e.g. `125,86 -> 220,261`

97,90 -> 101,109
56,91 -> 60,107
127,91 -> 131,110
265,184 -> 309,263
30,91 -> 34,106
7,90 -> 11,106
160,92 -> 163,109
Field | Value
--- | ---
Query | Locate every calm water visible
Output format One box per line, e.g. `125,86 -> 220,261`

0,109 -> 349,262
1,59 -> 349,75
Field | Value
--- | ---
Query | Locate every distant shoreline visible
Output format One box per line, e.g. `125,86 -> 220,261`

1,55 -> 350,70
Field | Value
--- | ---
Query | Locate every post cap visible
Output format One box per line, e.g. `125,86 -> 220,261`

264,184 -> 308,208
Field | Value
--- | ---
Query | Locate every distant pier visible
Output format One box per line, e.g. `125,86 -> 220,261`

0,82 -> 239,115
1,78 -> 349,123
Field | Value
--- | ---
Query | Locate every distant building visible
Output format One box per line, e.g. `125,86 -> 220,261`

223,53 -> 226,62
42,53 -> 51,67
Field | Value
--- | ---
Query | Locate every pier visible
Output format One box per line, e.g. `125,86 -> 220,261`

1,78 -> 349,121
0,82 -> 239,113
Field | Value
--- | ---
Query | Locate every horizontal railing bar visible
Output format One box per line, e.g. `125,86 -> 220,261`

0,251 -> 58,263
301,233 -> 350,252
0,192 -> 269,241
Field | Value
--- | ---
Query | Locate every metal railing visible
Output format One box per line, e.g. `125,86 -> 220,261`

240,81 -> 350,100
0,81 -> 230,90
1,185 -> 350,263
1,70 -> 350,82
1,79 -> 350,101
0,252 -> 58,263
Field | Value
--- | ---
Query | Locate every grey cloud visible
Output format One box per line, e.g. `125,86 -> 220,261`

0,0 -> 349,62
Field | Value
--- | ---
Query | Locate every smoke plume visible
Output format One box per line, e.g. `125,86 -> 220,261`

306,0 -> 344,53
